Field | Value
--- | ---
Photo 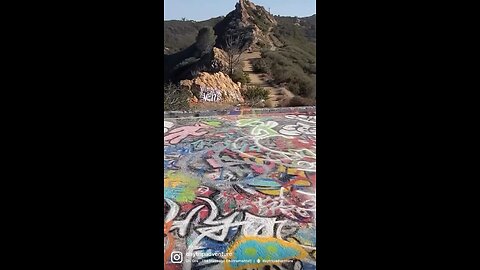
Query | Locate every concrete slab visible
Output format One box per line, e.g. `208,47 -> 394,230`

164,108 -> 316,270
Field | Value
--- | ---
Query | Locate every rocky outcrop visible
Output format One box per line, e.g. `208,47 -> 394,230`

180,72 -> 244,104
214,0 -> 277,50
237,0 -> 277,26
171,47 -> 231,82
211,47 -> 229,72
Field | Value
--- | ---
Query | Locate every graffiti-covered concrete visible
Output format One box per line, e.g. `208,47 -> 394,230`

164,110 -> 316,270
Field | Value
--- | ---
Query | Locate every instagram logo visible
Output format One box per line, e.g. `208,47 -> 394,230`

170,251 -> 183,263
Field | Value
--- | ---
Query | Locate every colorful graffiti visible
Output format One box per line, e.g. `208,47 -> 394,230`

225,237 -> 309,270
164,112 -> 316,270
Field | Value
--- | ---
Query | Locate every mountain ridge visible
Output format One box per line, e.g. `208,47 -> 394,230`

164,14 -> 316,54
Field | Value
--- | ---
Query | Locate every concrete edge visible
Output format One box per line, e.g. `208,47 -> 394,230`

164,106 -> 317,119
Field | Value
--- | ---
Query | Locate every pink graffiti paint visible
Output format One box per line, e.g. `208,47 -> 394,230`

164,123 -> 209,144
206,158 -> 221,168
196,186 -> 210,195
251,164 -> 265,174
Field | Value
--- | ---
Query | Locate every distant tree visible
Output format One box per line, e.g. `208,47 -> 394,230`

181,17 -> 186,21
222,33 -> 248,76
195,27 -> 216,56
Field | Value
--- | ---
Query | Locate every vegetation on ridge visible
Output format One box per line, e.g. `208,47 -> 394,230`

164,17 -> 223,54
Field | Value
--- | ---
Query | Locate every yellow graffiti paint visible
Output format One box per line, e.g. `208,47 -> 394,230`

164,176 -> 181,188
287,168 -> 297,174
258,189 -> 280,196
164,171 -> 200,203
225,236 -> 309,270
244,247 -> 257,256
292,180 -> 311,186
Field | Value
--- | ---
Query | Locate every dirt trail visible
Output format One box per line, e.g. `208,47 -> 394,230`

240,52 -> 294,107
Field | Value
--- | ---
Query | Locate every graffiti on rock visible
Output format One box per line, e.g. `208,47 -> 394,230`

200,86 -> 222,102
164,113 -> 316,270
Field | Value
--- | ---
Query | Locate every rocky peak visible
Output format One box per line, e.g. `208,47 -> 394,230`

235,0 -> 276,27
235,0 -> 255,22
214,0 -> 277,50
236,0 -> 247,11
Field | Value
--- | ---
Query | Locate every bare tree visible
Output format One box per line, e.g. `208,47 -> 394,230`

222,33 -> 249,76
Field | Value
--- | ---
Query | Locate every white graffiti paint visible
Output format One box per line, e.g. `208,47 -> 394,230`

171,205 -> 205,237
164,198 -> 180,224
285,114 -> 316,124
197,186 -> 210,195
164,121 -> 174,134
241,212 -> 277,237
295,190 -> 317,197
200,87 -> 222,102
232,135 -> 316,171
294,160 -> 317,171
280,122 -> 316,136
254,196 -> 316,218
236,119 -> 279,137
234,118 -> 316,171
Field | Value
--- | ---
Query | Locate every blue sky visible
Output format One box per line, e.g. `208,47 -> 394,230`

164,0 -> 316,21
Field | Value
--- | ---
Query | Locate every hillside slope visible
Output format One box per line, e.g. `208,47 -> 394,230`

164,17 -> 223,54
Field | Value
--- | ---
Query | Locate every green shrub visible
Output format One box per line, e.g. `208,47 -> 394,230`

287,96 -> 316,107
284,72 -> 315,96
244,86 -> 269,103
247,10 -> 270,32
252,58 -> 270,73
298,76 -> 315,97
256,41 -> 268,48
268,64 -> 315,97
174,57 -> 199,71
245,73 -> 251,83
303,63 -> 316,74
230,69 -> 251,85
287,82 -> 300,95
195,27 -> 216,55
270,64 -> 292,83
164,83 -> 190,111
